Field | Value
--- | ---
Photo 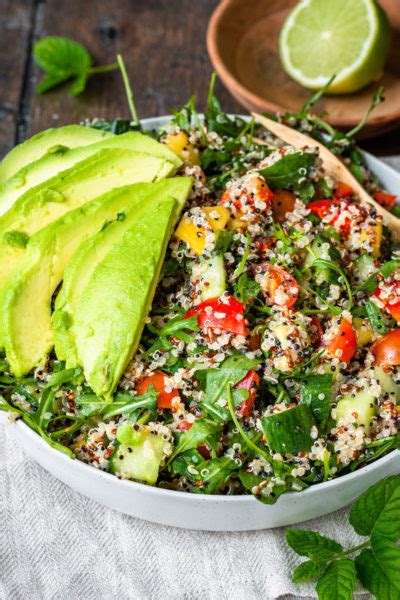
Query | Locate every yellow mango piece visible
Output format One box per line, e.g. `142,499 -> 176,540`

175,216 -> 205,255
360,221 -> 382,258
203,206 -> 230,232
228,216 -> 248,231
353,317 -> 373,347
163,131 -> 200,165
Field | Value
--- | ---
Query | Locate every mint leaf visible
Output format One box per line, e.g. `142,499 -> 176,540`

316,559 -> 356,600
292,560 -> 325,583
356,545 -> 400,600
34,36 -> 92,95
371,536 -> 400,590
349,476 -> 400,539
286,529 -> 342,561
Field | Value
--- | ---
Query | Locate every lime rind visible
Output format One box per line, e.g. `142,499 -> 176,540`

279,0 -> 390,94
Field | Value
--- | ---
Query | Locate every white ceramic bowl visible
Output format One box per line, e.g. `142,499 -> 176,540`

1,116 -> 399,531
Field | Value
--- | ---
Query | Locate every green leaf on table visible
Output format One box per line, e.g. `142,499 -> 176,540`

259,152 -> 316,190
316,559 -> 356,600
292,560 -> 325,583
355,541 -> 400,600
349,475 -> 400,539
286,529 -> 343,561
34,36 -> 92,95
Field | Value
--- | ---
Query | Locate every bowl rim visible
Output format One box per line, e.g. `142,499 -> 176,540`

3,413 -> 398,503
1,114 -> 399,505
206,0 -> 400,130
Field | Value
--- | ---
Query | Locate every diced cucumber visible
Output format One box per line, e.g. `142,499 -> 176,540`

374,366 -> 400,404
261,404 -> 315,454
191,254 -> 226,301
353,254 -> 376,284
109,432 -> 166,484
334,389 -> 378,434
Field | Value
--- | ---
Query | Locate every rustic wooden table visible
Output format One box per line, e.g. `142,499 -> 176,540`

0,0 -> 399,164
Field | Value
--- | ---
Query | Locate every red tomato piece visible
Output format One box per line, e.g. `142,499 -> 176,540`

176,420 -> 192,431
259,263 -> 299,308
334,181 -> 354,199
235,369 -> 260,417
373,282 -> 400,322
372,329 -> 400,366
374,192 -> 397,209
185,295 -> 247,336
325,318 -> 357,362
136,371 -> 179,410
308,199 -> 363,236
271,190 -> 296,223
220,173 -> 274,214
310,316 -> 323,346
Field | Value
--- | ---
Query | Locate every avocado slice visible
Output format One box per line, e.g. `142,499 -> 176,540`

73,195 -> 179,397
0,125 -> 112,184
52,177 -> 192,365
0,131 -> 182,217
0,181 -> 185,377
0,148 -> 175,291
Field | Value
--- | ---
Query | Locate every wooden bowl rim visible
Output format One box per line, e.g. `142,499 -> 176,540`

207,0 -> 400,130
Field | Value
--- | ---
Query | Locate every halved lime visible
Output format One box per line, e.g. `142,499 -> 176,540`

279,0 -> 390,94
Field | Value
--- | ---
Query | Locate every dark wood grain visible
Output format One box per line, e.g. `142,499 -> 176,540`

26,0 -> 242,136
0,0 -> 36,155
0,0 -> 398,161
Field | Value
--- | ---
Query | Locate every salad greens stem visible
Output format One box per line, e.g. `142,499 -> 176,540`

117,54 -> 139,126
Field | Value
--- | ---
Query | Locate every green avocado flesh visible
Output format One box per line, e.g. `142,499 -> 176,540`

0,131 -> 182,217
0,125 -> 112,184
52,177 -> 192,366
0,183 -> 172,377
73,196 -> 178,398
0,148 -> 175,291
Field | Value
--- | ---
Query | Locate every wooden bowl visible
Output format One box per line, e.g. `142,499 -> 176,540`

207,0 -> 400,138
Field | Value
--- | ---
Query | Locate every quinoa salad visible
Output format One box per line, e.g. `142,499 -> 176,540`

1,78 -> 399,504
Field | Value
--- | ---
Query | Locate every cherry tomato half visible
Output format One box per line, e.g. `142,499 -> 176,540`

136,370 -> 179,410
373,282 -> 400,322
185,295 -> 246,336
333,181 -> 354,199
271,190 -> 296,223
259,263 -> 299,308
235,369 -> 260,417
372,329 -> 400,366
325,318 -> 357,362
308,199 -> 363,237
374,192 -> 397,209
220,173 -> 274,214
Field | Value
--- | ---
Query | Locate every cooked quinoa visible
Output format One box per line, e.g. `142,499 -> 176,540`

1,85 -> 399,504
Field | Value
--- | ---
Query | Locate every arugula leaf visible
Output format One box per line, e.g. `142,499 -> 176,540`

365,301 -> 388,334
300,374 -> 332,428
286,529 -> 343,561
259,152 -> 316,190
233,273 -> 261,303
196,456 -> 239,494
45,366 -> 82,388
34,36 -> 118,95
215,230 -> 235,253
357,259 -> 400,295
205,72 -> 246,138
349,475 -> 400,540
292,560 -> 325,583
169,418 -> 221,461
202,355 -> 260,419
316,559 -> 356,600
76,390 -> 157,420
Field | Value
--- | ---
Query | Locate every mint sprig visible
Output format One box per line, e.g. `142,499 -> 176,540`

33,36 -> 118,95
287,476 -> 400,599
